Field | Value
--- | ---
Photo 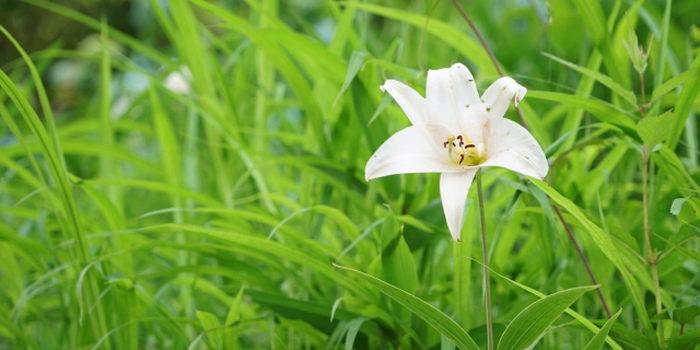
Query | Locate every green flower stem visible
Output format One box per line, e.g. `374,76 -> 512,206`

454,238 -> 472,331
643,145 -> 665,349
449,0 -> 612,320
640,70 -> 664,349
476,169 -> 494,350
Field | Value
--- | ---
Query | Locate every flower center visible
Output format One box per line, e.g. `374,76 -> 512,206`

443,134 -> 485,166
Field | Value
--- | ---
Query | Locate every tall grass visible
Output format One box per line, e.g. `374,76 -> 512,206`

0,0 -> 699,349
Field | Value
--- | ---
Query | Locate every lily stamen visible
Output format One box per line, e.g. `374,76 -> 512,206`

443,135 -> 483,166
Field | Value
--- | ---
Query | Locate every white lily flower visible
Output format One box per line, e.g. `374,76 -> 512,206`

365,63 -> 548,241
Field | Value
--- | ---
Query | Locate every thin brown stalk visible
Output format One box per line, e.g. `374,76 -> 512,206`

449,0 -> 530,130
449,0 -> 503,77
417,0 -> 442,73
555,206 -> 612,318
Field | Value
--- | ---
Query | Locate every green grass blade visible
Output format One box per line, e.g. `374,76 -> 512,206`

190,0 -> 330,154
570,0 -> 629,87
334,51 -> 369,107
582,308 -> 622,350
526,90 -> 638,137
0,312 -> 42,349
542,52 -> 636,106
654,0 -> 672,91
0,64 -> 109,346
475,260 -> 624,350
669,52 -> 700,149
649,67 -> 700,104
528,178 -> 659,349
334,265 -> 480,350
346,2 -> 497,77
497,285 -> 598,350
21,0 -> 172,66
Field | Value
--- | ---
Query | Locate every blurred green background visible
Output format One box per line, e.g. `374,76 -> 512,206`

1,0 -> 700,349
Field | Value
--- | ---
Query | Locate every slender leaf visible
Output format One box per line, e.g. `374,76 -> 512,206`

650,67 -> 700,103
196,310 -> 223,350
543,52 -> 636,105
497,285 -> 597,350
528,178 -> 659,349
582,309 -> 622,350
335,265 -> 480,350
526,90 -> 637,137
334,51 -> 369,106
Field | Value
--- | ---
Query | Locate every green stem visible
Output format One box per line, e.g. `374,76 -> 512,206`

454,238 -> 471,331
640,69 -> 664,349
476,170 -> 493,350
640,71 -> 647,116
643,145 -> 665,349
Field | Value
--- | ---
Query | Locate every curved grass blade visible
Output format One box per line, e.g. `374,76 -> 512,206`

497,285 -> 598,350
526,90 -> 637,138
21,0 -> 172,66
528,178 -> 659,349
542,52 -> 636,106
582,309 -> 622,350
144,223 -> 370,297
649,67 -> 700,104
334,264 -> 480,350
0,30 -> 109,341
0,313 -> 42,349
668,53 -> 700,149
345,1 -> 497,77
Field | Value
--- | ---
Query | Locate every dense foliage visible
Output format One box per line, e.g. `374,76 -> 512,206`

1,0 -> 699,349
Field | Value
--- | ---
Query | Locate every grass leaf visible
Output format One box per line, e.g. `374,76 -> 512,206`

334,265 -> 480,350
582,308 -> 622,350
528,178 -> 659,349
497,285 -> 598,350
542,52 -> 636,106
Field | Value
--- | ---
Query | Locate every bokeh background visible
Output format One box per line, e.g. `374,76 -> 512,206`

1,0 -> 699,349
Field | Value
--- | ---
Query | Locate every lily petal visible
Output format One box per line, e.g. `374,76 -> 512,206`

365,126 -> 458,180
380,80 -> 426,126
426,63 -> 487,137
482,118 -> 549,178
440,170 -> 477,241
481,77 -> 527,119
